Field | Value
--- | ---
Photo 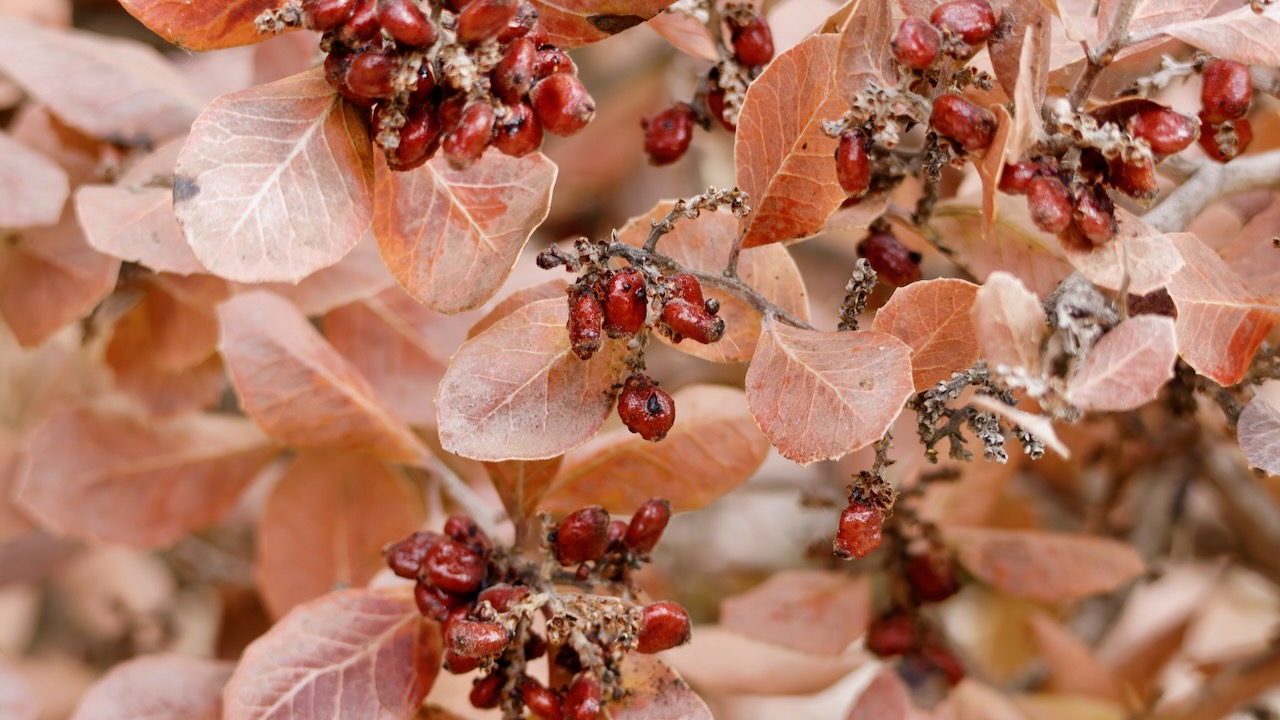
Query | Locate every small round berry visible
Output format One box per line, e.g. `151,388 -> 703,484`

642,103 -> 697,166
624,498 -> 672,554
891,17 -> 941,70
997,160 -> 1044,195
857,231 -> 922,286
564,673 -> 602,720
706,76 -> 735,133
1026,176 -> 1073,234
554,506 -> 612,565
637,601 -> 692,653
1201,58 -> 1253,124
375,0 -> 436,47
476,583 -> 530,613
929,0 -> 997,46
384,103 -> 442,171
468,671 -> 504,709
730,14 -> 775,67
930,94 -> 996,152
865,609 -> 914,657
337,0 -> 381,43
665,273 -> 704,305
494,37 -> 537,104
345,50 -> 398,103
447,619 -> 511,657
534,47 -> 576,79
607,519 -> 628,546
492,101 -> 544,158
521,678 -> 562,720
1108,156 -> 1158,200
567,287 -> 604,361
1071,187 -> 1116,246
443,101 -> 495,170
413,579 -> 449,621
423,539 -> 487,594
904,553 -> 961,603
456,0 -> 519,44
833,499 -> 883,559
443,514 -> 492,554
835,130 -> 872,197
617,375 -> 676,442
442,649 -> 481,674
496,3 -> 538,43
1198,116 -> 1253,162
302,0 -> 356,31
1128,106 -> 1197,156
660,299 -> 725,344
384,531 -> 440,578
602,269 -> 647,338
530,73 -> 596,136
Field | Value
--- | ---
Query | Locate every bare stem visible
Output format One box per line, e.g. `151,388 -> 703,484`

1066,0 -> 1141,107
1143,148 -> 1280,232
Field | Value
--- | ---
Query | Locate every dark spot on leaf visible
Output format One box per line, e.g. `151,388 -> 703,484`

802,142 -> 808,150
588,14 -> 645,34
173,175 -> 201,202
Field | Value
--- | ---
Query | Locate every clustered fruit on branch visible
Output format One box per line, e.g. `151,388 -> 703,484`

384,500 -> 690,719
263,0 -> 596,171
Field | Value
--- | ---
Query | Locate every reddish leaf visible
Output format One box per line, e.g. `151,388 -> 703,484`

1164,6 -> 1280,66
467,280 -> 570,340
257,450 -> 423,618
930,204 -> 1072,297
1166,233 -> 1280,386
663,626 -> 862,696
529,0 -> 674,49
1025,612 -> 1122,702
108,274 -> 228,372
846,668 -> 926,720
222,586 -> 442,720
871,279 -> 981,391
1061,211 -> 1184,296
834,0 -> 895,100
544,385 -> 770,513
218,291 -> 428,463
120,0 -> 287,51
113,355 -> 227,419
945,527 -> 1145,602
736,34 -> 846,249
988,0 -> 1051,107
971,271 -> 1045,373
373,152 -> 555,313
0,19 -> 201,142
482,456 -> 564,524
745,318 -> 914,465
1238,392 -> 1280,476
16,406 -> 276,547
611,655 -> 712,720
1223,198 -> 1280,297
1066,315 -> 1176,412
0,131 -> 68,228
70,654 -> 232,720
646,8 -> 717,60
265,231 -> 397,316
175,68 -> 375,283
720,570 -> 870,656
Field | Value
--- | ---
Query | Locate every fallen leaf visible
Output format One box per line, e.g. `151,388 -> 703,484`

70,654 -> 232,720
119,0 -> 289,51
1060,212 -> 1184,296
971,271 -> 1045,372
1164,6 -> 1280,66
1238,392 -> 1280,476
483,456 -> 564,524
945,527 -> 1145,602
529,0 -> 675,49
610,654 -> 713,720
834,0 -> 895,99
930,203 -> 1072,297
720,570 -> 870,657
871,278 -> 981,391
0,130 -> 68,228
1066,315 -> 1177,412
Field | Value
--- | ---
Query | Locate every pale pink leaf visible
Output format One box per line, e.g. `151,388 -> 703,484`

971,271 -> 1045,372
436,297 -> 627,461
822,192 -> 892,235
529,0 -> 675,48
931,203 -> 1072,297
16,406 -> 276,547
945,527 -> 1145,602
1066,315 -> 1177,412
834,0 -> 895,99
218,291 -> 428,463
871,278 -> 981,391
720,570 -> 870,656
663,626 -> 863,696
0,660 -> 38,720
263,231 -> 397,315
646,8 -> 717,60
223,586 -> 442,720
1238,393 -> 1280,476
373,152 -> 555,313
736,34 -> 847,249
1164,6 -> 1280,66
71,654 -> 232,720
467,280 -> 570,340
120,0 -> 288,51
1223,198 -> 1280,297
979,105 -> 1014,234
1061,211 -> 1184,296
745,318 -> 914,465
846,668 -> 924,720
0,0 -> 71,26
969,395 -> 1069,458
611,655 -> 713,720
0,131 -> 68,228
1118,0 -> 1219,37
175,68 -> 374,283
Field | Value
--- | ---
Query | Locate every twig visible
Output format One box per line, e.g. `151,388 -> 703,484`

1067,0 -> 1141,107
1144,148 -> 1280,232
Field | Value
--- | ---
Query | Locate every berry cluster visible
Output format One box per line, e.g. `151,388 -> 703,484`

1198,58 -> 1254,163
292,0 -> 595,171
383,500 -> 690,719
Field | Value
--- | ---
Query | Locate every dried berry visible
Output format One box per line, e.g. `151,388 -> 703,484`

444,514 -> 492,554
833,499 -> 883,559
835,130 -> 871,197
493,101 -> 543,157
891,17 -> 941,70
998,161 -> 1044,195
384,530 -> 440,578
375,0 -> 436,47
660,299 -> 725,344
413,579 -> 464,622
904,553 -> 961,602
1128,106 -> 1197,156
1198,116 -> 1253,162
730,14 -> 775,67
929,0 -> 997,46
602,269 -> 647,338
496,3 -> 538,43
1072,186 -> 1116,246
1026,176 -> 1073,233
303,0 -> 356,32
476,583 -> 530,613
637,601 -> 692,653
567,287 -> 604,360
564,673 -> 602,720
865,609 -> 914,657
345,49 -> 398,103
448,619 -> 511,657
456,0 -> 519,44
930,94 -> 996,152
423,539 -> 487,594
530,73 -> 596,136
857,231 -> 922,286
494,37 -> 537,103
617,375 -> 676,442
554,506 -> 611,566
521,678 -> 562,719
1108,156 -> 1158,200
468,671 -> 504,709
443,101 -> 495,170
642,103 -> 696,166
1201,58 -> 1253,124
624,498 -> 671,554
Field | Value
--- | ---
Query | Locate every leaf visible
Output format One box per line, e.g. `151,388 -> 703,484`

1060,211 -> 1184,296
979,105 -> 1014,234
1164,6 -> 1280,66
120,0 -> 289,51
528,0 -> 675,49
1066,315 -> 1177,412
1238,392 -> 1280,475
720,570 -> 870,657
834,0 -> 895,99
871,278 -> 981,391
264,231 -> 397,316
16,406 -> 276,547
988,0 -> 1051,109
222,586 -> 442,720
845,668 -> 926,720
646,8 -> 717,60
218,290 -> 428,463
467,280 -> 570,340
0,660 -> 38,720
1166,233 -> 1280,386
745,318 -> 914,465
483,456 -> 564,524
971,271 -> 1045,372
1125,0 -> 1219,37
75,136 -> 207,275
175,68 -> 375,283
436,297 -> 627,461
1223,197 -> 1280,297
610,655 -> 713,720
931,203 -> 1072,297
544,385 -> 770,513
615,200 -> 811,362
257,450 -> 423,618
372,151 -> 555,314
108,274 -> 228,372
663,625 -> 863,696
0,131 -> 68,228
0,19 -> 201,142
70,654 -> 233,720
1025,612 -> 1122,702
945,527 -> 1145,602
736,34 -> 847,249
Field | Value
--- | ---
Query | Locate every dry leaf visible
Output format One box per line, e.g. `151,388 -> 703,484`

467,280 -> 569,340
1066,315 -> 1177,412
988,1 -> 1051,110
482,456 -> 564,524
971,271 -> 1045,372
871,278 -> 981,391
108,274 -> 228,372
930,204 -> 1072,297
530,0 -> 675,48
610,654 -> 713,720
663,625 -> 863,696
264,230 -> 397,315
120,0 -> 289,51
834,0 -> 895,99
0,130 -> 68,228
720,570 -> 870,656
646,8 -> 717,60
1238,392 -> 1280,476
846,667 -> 932,720
945,527 -> 1145,602
1223,198 -> 1280,297
70,654 -> 232,720
1025,612 -> 1122,701
1060,212 -> 1184,296
979,105 -> 1014,234
1164,6 -> 1280,66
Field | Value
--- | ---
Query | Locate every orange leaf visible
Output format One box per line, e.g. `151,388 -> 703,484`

720,570 -> 870,657
120,0 -> 288,51
929,204 -> 1071,297
745,318 -> 914,465
175,68 -> 374,283
945,527 -> 1145,602
218,291 -> 428,463
467,280 -> 569,340
1060,211 -> 1184,296
529,0 -> 674,49
1066,315 -> 1177,412
736,34 -> 847,249
70,654 -> 232,720
0,130 -> 68,228
482,456 -> 564,524
544,385 -> 769,513
257,450 -> 423,618
222,586 -> 441,720
264,231 -> 396,316
436,297 -> 627,461
1164,6 -> 1280,65
979,105 -> 1014,235
373,152 -> 555,313
108,274 -> 228,373
834,0 -> 895,100
971,271 -> 1045,372
871,278 -> 981,391
611,655 -> 713,720
646,9 -> 717,60
1025,612 -> 1122,702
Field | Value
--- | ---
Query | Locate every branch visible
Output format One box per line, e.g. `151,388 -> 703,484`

1066,0 -> 1141,107
1143,148 -> 1280,232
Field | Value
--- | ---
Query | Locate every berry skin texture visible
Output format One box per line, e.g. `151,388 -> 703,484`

857,232 -> 922,286
998,161 -> 1044,195
643,104 -> 696,166
617,375 -> 676,441
567,288 -> 604,361
1128,107 -> 1197,156
891,17 -> 941,70
530,73 -> 596,136
554,506 -> 612,566
413,579 -> 463,622
866,610 -> 914,657
534,48 -> 576,79
564,673 -> 603,720
1072,188 -> 1116,246
637,601 -> 692,653
1026,176 -> 1073,234
493,101 -> 543,158
833,499 -> 884,559
443,102 -> 495,170
624,498 -> 672,554
456,0 -> 519,44
303,0 -> 356,31
442,649 -> 481,674
1201,58 -> 1253,125
602,269 -> 647,338
930,94 -> 996,152
375,0 -> 436,47
660,299 -> 725,344
521,678 -> 562,720
468,671 -> 504,709
665,273 -> 704,305
929,0 -> 997,46
835,131 -> 872,198
1109,157 -> 1158,200
423,539 -> 487,594
476,583 -> 529,612
1199,117 -> 1253,162
493,37 -> 536,104
731,14 -> 775,67
904,553 -> 961,603
345,50 -> 398,103
385,104 -> 442,171
338,0 -> 381,43
447,619 -> 511,657
384,530 -> 440,578
444,514 -> 492,554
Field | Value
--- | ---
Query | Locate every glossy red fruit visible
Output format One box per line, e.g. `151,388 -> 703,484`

919,640 -> 966,686
1128,106 -> 1197,156
469,671 -> 504,708
607,519 -> 628,546
836,131 -> 872,197
337,0 -> 380,43
665,273 -> 704,305
567,287 -> 604,360
1026,176 -> 1073,233
493,101 -> 544,157
564,673 -> 602,720
345,50 -> 398,103
730,14 -> 774,66
456,0 -> 519,44
496,3 -> 538,43
443,649 -> 481,674
833,499 -> 883,559
385,104 -> 442,171
384,530 -> 441,578
534,47 -> 576,79
554,506 -> 611,565
521,678 -> 562,719
448,619 -> 510,657
1072,187 -> 1116,246
376,0 -> 436,46
624,498 -> 671,554
929,0 -> 997,46
424,539 -> 487,594
602,269 -> 647,338
660,299 -> 724,344
643,103 -> 696,166
443,101 -> 495,170
494,37 -> 537,103
1201,58 -> 1253,124
1108,156 -> 1158,199
444,514 -> 493,554
409,62 -> 437,101
930,94 -> 996,151
637,601 -> 692,653
617,375 -> 676,442
303,0 -> 356,31
476,583 -> 530,613
413,579 -> 464,621
891,17 -> 941,70
1198,116 -> 1253,162
866,609 -> 914,657
857,232 -> 923,286
998,160 -> 1044,195
530,73 -> 596,136
905,553 -> 961,602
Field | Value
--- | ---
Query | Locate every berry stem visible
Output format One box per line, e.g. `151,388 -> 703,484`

1066,0 -> 1140,107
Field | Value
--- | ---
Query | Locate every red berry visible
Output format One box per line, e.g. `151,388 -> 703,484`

1026,176 -> 1073,234
1128,106 -> 1197,156
345,50 -> 398,103
1201,58 -> 1252,124
602,269 -> 647,338
833,500 -> 883,559
375,0 -> 436,46
384,103 -> 442,171
443,649 -> 481,674
1072,187 -> 1115,246
530,73 -> 596,136
997,161 -> 1044,195
564,673 -> 602,720
524,632 -> 548,659
424,539 -> 487,594
607,519 -> 628,546
337,0 -> 381,43
444,514 -> 493,554
554,506 -> 611,565
303,0 -> 356,31
493,101 -> 544,157
494,37 -> 537,104
496,3 -> 538,43
919,640 -> 966,686
642,103 -> 696,166
835,131 -> 872,197
1108,156 -> 1158,200
1198,116 -> 1252,162
534,47 -> 576,79
409,62 -> 437,101
476,583 -> 530,613
443,101 -> 495,170
521,678 -> 562,719
567,287 -> 604,360
665,273 -> 704,305
857,231 -> 922,286
617,375 -> 676,442
624,498 -> 671,554
904,553 -> 961,602
930,94 -> 996,152
1130,288 -> 1177,318
891,17 -> 941,70
448,619 -> 511,657
456,0 -> 519,44
445,0 -> 474,10
659,299 -> 724,344
730,14 -> 774,67
468,671 -> 504,708
637,601 -> 692,653
413,579 -> 465,621
866,609 -> 914,657
706,73 -> 735,132
384,531 -> 441,578
929,0 -> 997,46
